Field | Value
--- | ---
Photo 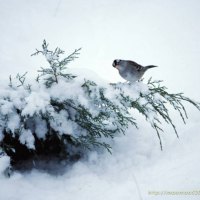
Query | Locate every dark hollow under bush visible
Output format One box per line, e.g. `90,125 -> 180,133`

1,131 -> 82,171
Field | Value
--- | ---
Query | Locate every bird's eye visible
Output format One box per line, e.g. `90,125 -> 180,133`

112,59 -> 121,67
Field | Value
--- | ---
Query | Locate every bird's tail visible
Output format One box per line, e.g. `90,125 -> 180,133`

144,65 -> 158,71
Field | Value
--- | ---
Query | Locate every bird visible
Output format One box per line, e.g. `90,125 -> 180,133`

112,59 -> 157,82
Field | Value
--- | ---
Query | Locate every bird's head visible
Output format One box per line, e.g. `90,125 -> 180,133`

112,59 -> 121,69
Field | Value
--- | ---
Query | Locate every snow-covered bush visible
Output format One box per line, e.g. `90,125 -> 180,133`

0,40 -> 199,171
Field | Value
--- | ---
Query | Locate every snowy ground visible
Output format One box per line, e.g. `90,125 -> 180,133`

0,107 -> 200,200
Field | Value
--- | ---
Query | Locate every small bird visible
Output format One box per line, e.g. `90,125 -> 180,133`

112,59 -> 157,82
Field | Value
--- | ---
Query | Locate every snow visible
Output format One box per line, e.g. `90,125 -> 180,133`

35,117 -> 48,139
0,46 -> 199,200
7,113 -> 20,133
0,115 -> 200,200
50,110 -> 77,136
1,0 -> 200,199
0,68 -> 199,200
19,129 -> 35,150
0,155 -> 10,175
22,90 -> 50,117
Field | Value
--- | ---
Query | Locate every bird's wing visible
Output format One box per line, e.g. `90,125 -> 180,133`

128,60 -> 142,71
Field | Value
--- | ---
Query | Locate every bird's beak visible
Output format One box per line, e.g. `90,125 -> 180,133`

112,60 -> 120,70
112,61 -> 116,68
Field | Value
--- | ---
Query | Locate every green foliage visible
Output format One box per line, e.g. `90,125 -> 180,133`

145,78 -> 200,149
32,40 -> 81,87
0,40 -> 200,171
110,79 -> 200,150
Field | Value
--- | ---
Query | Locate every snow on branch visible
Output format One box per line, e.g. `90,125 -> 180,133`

0,41 -> 199,172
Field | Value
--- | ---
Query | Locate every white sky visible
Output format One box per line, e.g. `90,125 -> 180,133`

0,0 -> 200,99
